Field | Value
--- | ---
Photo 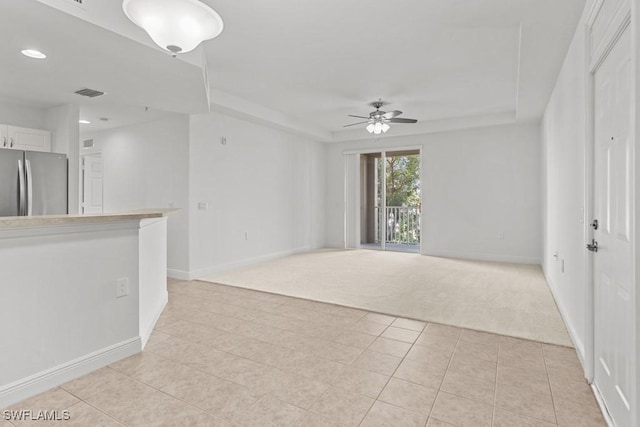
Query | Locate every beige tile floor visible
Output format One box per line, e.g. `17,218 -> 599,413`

3,280 -> 607,426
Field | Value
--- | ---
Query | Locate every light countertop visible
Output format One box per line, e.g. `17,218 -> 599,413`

0,208 -> 178,228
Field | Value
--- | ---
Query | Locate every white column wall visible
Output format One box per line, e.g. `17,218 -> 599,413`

45,104 -> 80,214
83,116 -> 190,275
540,12 -> 588,358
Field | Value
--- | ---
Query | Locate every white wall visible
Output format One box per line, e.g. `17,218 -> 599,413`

635,0 -> 640,421
45,104 -> 80,214
0,221 -> 141,407
138,217 -> 168,348
543,4 -> 640,423
0,100 -> 47,129
83,116 -> 190,274
188,111 -> 325,278
541,9 -> 588,358
325,123 -> 542,264
81,111 -> 326,279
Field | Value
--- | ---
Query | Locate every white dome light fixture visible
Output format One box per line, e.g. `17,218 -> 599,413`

21,49 -> 47,59
122,0 -> 224,56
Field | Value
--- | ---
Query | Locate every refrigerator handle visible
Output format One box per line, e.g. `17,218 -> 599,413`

25,159 -> 33,216
17,159 -> 25,216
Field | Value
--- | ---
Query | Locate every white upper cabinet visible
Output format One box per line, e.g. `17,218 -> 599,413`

0,125 -> 51,152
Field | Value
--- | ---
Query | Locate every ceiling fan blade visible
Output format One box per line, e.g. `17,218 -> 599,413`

383,110 -> 402,119
343,121 -> 371,127
388,118 -> 417,124
347,114 -> 369,119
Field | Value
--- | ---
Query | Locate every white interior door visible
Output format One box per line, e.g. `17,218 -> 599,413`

592,25 -> 634,427
82,154 -> 104,214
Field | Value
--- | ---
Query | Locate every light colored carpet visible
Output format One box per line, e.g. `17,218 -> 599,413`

201,249 -> 572,347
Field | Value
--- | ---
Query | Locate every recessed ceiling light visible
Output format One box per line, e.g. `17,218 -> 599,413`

21,49 -> 47,59
78,120 -> 91,124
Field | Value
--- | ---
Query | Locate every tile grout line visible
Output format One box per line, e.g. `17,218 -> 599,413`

357,320 -> 415,427
430,329 -> 467,426
495,340 -> 562,426
73,396 -> 131,427
542,344 -> 560,426
102,365 -> 225,425
134,327 -> 319,424
116,331 -> 278,423
357,320 -> 436,426
493,342 -> 501,427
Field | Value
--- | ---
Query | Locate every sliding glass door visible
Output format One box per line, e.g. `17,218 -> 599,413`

360,149 -> 421,252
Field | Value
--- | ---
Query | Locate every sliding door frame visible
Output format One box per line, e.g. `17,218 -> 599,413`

343,144 -> 424,253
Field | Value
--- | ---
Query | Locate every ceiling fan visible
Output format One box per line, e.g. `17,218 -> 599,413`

344,100 -> 418,134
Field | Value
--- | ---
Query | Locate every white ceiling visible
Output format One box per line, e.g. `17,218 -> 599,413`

1,0 -> 586,141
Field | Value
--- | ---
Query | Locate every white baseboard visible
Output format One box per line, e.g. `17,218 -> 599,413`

324,241 -> 344,249
189,246 -> 311,280
543,269 -> 586,361
591,383 -> 616,427
0,337 -> 141,409
140,291 -> 168,349
167,269 -> 190,280
422,249 -> 541,265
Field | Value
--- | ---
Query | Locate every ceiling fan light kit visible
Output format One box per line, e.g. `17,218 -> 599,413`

367,121 -> 390,135
345,99 -> 417,135
122,0 -> 224,56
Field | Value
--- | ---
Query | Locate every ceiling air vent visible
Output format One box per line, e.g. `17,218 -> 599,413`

65,0 -> 86,9
75,88 -> 104,98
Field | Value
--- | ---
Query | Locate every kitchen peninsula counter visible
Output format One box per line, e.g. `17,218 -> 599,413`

0,208 -> 176,228
0,209 -> 174,408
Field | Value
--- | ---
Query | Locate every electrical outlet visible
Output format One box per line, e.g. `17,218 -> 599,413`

116,278 -> 129,298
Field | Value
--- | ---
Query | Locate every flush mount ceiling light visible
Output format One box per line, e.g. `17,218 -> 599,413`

122,0 -> 224,56
21,49 -> 47,59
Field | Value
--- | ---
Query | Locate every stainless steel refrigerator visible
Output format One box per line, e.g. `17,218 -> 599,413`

0,148 -> 68,216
